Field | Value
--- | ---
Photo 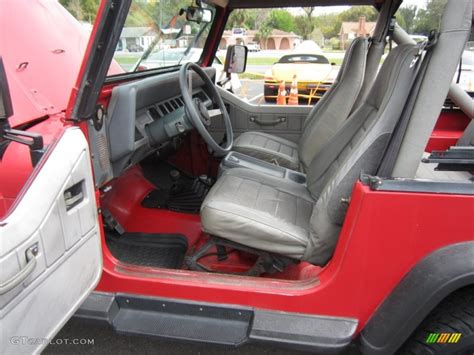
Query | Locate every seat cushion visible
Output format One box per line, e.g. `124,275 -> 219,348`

201,168 -> 314,260
232,131 -> 300,170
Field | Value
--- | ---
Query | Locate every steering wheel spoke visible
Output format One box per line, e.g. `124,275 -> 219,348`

179,63 -> 233,157
207,108 -> 223,120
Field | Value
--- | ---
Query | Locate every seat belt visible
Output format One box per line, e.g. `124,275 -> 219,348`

352,0 -> 401,111
377,30 -> 439,177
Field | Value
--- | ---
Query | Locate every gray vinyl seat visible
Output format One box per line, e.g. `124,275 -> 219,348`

232,37 -> 368,171
201,44 -> 419,265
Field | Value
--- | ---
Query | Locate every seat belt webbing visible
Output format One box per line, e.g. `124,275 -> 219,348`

377,31 -> 439,177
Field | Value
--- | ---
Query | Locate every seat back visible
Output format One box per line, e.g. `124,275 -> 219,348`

302,43 -> 419,265
298,37 -> 368,170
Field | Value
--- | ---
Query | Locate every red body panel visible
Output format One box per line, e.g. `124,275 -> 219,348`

0,0 -> 91,127
97,176 -> 473,332
0,0 -> 123,127
2,0 -> 472,342
425,109 -> 471,152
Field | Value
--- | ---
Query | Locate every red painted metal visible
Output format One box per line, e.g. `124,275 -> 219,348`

96,179 -> 473,332
101,166 -> 204,246
2,0 -> 473,342
0,0 -> 91,127
425,109 -> 470,152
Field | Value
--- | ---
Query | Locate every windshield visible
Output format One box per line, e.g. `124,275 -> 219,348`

110,0 -> 214,75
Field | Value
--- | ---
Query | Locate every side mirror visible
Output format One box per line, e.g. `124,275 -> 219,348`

0,57 -> 13,122
0,56 -> 44,166
224,45 -> 248,74
184,6 -> 212,24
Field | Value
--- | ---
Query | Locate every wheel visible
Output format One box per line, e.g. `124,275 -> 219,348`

397,286 -> 474,354
264,85 -> 277,103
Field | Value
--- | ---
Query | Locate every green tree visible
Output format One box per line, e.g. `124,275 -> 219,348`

226,9 -> 249,29
338,6 -> 378,22
413,0 -> 447,35
266,9 -> 295,33
313,13 -> 340,39
293,7 -> 316,40
59,0 -> 99,22
257,23 -> 272,49
396,5 -> 418,34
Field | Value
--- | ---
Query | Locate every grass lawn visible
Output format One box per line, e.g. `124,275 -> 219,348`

114,55 -> 140,66
220,56 -> 343,66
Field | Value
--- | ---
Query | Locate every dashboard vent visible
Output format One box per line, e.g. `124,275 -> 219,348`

157,96 -> 184,116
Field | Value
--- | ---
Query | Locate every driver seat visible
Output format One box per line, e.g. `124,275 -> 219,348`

200,44 -> 419,265
231,37 -> 368,171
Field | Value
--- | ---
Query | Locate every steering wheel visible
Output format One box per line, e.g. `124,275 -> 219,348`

179,62 -> 233,157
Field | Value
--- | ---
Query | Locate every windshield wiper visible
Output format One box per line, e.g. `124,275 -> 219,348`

177,21 -> 210,66
131,14 -> 183,72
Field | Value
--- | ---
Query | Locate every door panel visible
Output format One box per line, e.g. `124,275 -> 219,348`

0,127 -> 102,354
210,87 -> 312,143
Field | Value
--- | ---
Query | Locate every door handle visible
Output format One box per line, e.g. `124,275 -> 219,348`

64,181 -> 84,211
0,244 -> 38,295
249,116 -> 286,126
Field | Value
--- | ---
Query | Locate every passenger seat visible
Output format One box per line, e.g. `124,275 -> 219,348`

231,37 -> 368,171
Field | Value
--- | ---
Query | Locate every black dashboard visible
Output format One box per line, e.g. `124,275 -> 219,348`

104,67 -> 216,176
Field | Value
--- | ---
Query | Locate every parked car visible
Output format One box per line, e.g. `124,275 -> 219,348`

127,43 -> 144,52
454,49 -> 474,96
139,48 -> 239,90
264,53 -> 337,102
140,48 -> 202,69
247,42 -> 260,52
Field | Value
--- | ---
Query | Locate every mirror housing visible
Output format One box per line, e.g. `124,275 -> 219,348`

224,45 -> 248,74
0,57 -> 13,122
184,6 -> 212,24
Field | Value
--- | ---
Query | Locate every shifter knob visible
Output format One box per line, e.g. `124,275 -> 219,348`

170,169 -> 181,182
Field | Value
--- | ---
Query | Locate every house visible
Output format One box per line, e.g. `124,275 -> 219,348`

118,27 -> 158,52
339,16 -> 376,49
219,29 -> 301,50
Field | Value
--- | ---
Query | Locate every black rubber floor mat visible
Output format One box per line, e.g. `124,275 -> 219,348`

106,232 -> 188,269
141,160 -> 211,214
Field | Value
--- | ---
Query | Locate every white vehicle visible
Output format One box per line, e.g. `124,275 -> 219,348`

140,48 -> 203,69
247,42 -> 260,52
454,50 -> 474,95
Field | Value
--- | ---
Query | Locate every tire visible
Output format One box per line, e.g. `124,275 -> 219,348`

397,286 -> 474,355
264,85 -> 277,103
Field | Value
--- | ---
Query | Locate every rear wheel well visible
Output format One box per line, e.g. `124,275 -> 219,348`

396,285 -> 474,354
359,242 -> 474,354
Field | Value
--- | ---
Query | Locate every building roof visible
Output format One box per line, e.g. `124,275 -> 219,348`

120,26 -> 157,38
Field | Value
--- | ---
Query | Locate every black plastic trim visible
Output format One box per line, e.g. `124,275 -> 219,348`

359,242 -> 474,354
361,174 -> 474,195
75,292 -> 358,352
